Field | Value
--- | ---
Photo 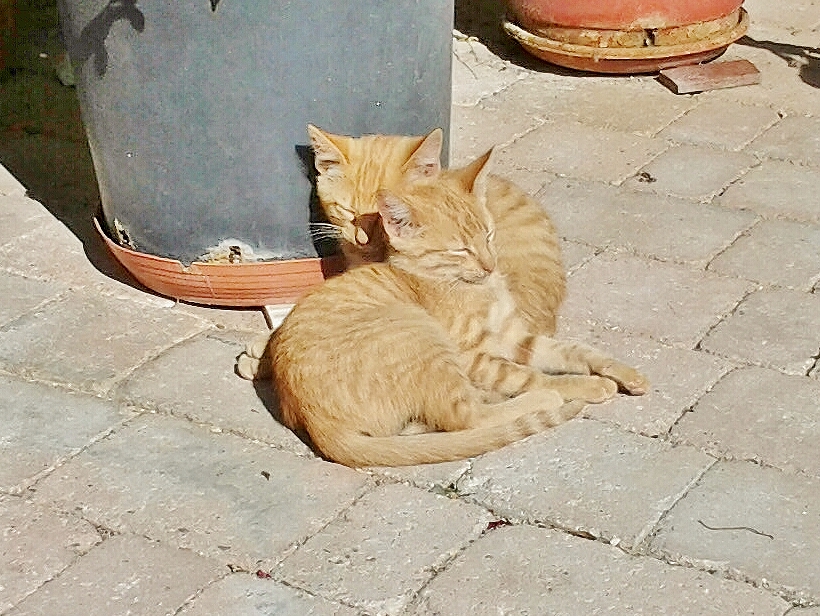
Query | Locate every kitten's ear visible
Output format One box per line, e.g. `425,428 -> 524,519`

307,124 -> 347,177
456,147 -> 494,202
402,128 -> 443,182
377,191 -> 417,239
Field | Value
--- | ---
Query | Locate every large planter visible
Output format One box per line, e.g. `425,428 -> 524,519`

504,0 -> 748,73
58,0 -> 453,305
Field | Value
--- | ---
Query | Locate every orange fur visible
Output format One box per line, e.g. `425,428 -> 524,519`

308,124 -> 565,335
266,151 -> 646,467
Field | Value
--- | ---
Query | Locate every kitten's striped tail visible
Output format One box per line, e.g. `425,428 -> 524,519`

311,401 -> 585,467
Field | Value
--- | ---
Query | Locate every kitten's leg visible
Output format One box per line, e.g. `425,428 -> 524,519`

468,352 -> 618,403
235,333 -> 272,380
433,387 -> 584,432
521,337 -> 648,395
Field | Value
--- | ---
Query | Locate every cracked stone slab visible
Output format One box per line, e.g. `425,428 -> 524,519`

451,37 -> 525,107
649,460 -> 820,605
0,271 -> 64,329
622,143 -> 757,201
0,288 -> 207,395
496,73 -> 698,137
0,194 -> 52,246
0,496 -> 100,612
708,219 -> 820,291
700,288 -> 820,376
0,214 -> 107,288
119,332 -> 310,454
414,525 -> 790,616
178,574 -> 360,616
496,120 -> 667,185
450,100 -> 543,168
461,419 -> 714,549
672,366 -> 820,478
658,100 -> 781,151
0,375 -> 128,493
6,534 -> 224,616
30,414 -> 369,570
747,114 -> 820,166
716,159 -> 820,224
538,178 -> 757,265
278,483 -> 493,616
563,252 -> 753,347
0,165 -> 26,197
557,321 -> 736,437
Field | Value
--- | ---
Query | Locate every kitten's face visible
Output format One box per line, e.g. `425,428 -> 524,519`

307,125 -> 443,263
378,150 -> 497,285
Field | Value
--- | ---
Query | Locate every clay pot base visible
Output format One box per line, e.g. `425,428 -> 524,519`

504,8 -> 749,74
96,218 -> 343,307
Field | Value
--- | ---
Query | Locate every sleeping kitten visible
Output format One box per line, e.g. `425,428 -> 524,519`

307,124 -> 565,336
262,150 -> 646,467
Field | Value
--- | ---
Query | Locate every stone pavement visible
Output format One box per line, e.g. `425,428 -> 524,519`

1,1 -> 819,614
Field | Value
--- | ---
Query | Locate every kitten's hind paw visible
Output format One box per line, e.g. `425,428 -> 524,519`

597,362 -> 649,396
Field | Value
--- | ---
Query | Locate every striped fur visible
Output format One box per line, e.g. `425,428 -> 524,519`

308,125 -> 565,335
265,152 -> 647,467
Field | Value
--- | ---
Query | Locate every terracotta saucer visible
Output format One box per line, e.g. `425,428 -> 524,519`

95,217 -> 344,307
504,8 -> 749,74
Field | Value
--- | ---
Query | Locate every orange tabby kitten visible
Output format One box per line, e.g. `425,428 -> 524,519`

307,124 -> 565,336
264,151 -> 646,467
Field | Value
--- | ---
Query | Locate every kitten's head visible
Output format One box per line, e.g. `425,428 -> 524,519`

377,148 -> 497,284
307,124 -> 443,264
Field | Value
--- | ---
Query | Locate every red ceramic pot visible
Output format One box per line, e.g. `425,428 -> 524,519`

504,0 -> 748,73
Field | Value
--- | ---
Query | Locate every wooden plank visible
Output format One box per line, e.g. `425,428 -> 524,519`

658,59 -> 761,94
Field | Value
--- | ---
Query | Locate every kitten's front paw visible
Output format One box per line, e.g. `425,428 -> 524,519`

552,375 -> 617,403
598,362 -> 649,396
235,353 -> 271,381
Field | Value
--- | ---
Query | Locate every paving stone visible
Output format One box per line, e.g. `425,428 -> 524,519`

0,375 -> 128,493
450,100 -> 543,167
366,460 -> 470,494
717,159 -> 820,224
556,321 -> 736,437
451,37 -> 525,107
498,120 -> 667,185
650,460 -> 820,605
7,534 -> 223,616
460,419 -> 714,549
0,214 -> 105,288
178,574 -> 360,616
658,99 -> 780,151
279,483 -> 492,616
518,73 -> 698,137
672,366 -> 820,478
558,239 -> 597,273
623,143 -> 758,201
414,525 -> 790,616
0,164 -> 26,197
0,496 -> 100,612
0,288 -> 207,395
748,115 -> 820,166
708,219 -> 820,290
563,252 -> 753,347
703,44 -> 820,119
0,194 -> 52,247
538,178 -> 757,265
173,303 -> 269,333
119,332 -> 310,454
30,414 -> 369,570
742,0 -> 820,30
790,609 -> 820,616
0,271 -> 63,329
701,288 -> 820,375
